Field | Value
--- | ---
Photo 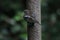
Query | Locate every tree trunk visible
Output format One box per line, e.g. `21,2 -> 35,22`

26,0 -> 41,40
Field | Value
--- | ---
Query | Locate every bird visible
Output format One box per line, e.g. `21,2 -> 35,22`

24,9 -> 41,27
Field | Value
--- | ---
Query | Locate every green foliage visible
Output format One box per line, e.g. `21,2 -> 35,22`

14,11 -> 24,21
42,0 -> 60,40
0,0 -> 27,40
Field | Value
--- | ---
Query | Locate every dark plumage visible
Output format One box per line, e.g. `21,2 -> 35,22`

24,10 -> 40,27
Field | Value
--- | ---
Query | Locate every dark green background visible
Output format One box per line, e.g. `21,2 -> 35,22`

0,0 -> 27,40
42,0 -> 60,40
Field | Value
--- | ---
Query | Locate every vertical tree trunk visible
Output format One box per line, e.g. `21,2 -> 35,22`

26,0 -> 41,40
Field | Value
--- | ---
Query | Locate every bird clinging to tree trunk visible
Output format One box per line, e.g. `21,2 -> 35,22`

24,9 -> 41,27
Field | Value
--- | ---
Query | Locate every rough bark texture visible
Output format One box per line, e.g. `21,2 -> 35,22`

26,0 -> 41,40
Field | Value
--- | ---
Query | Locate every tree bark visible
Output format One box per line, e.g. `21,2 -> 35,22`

26,0 -> 41,40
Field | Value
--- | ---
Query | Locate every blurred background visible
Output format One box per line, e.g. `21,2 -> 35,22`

2,0 -> 60,40
0,0 -> 27,40
41,0 -> 60,40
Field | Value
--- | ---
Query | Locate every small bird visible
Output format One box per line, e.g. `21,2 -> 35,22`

24,9 -> 41,27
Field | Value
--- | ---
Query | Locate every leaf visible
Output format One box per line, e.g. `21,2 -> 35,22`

14,11 -> 24,21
